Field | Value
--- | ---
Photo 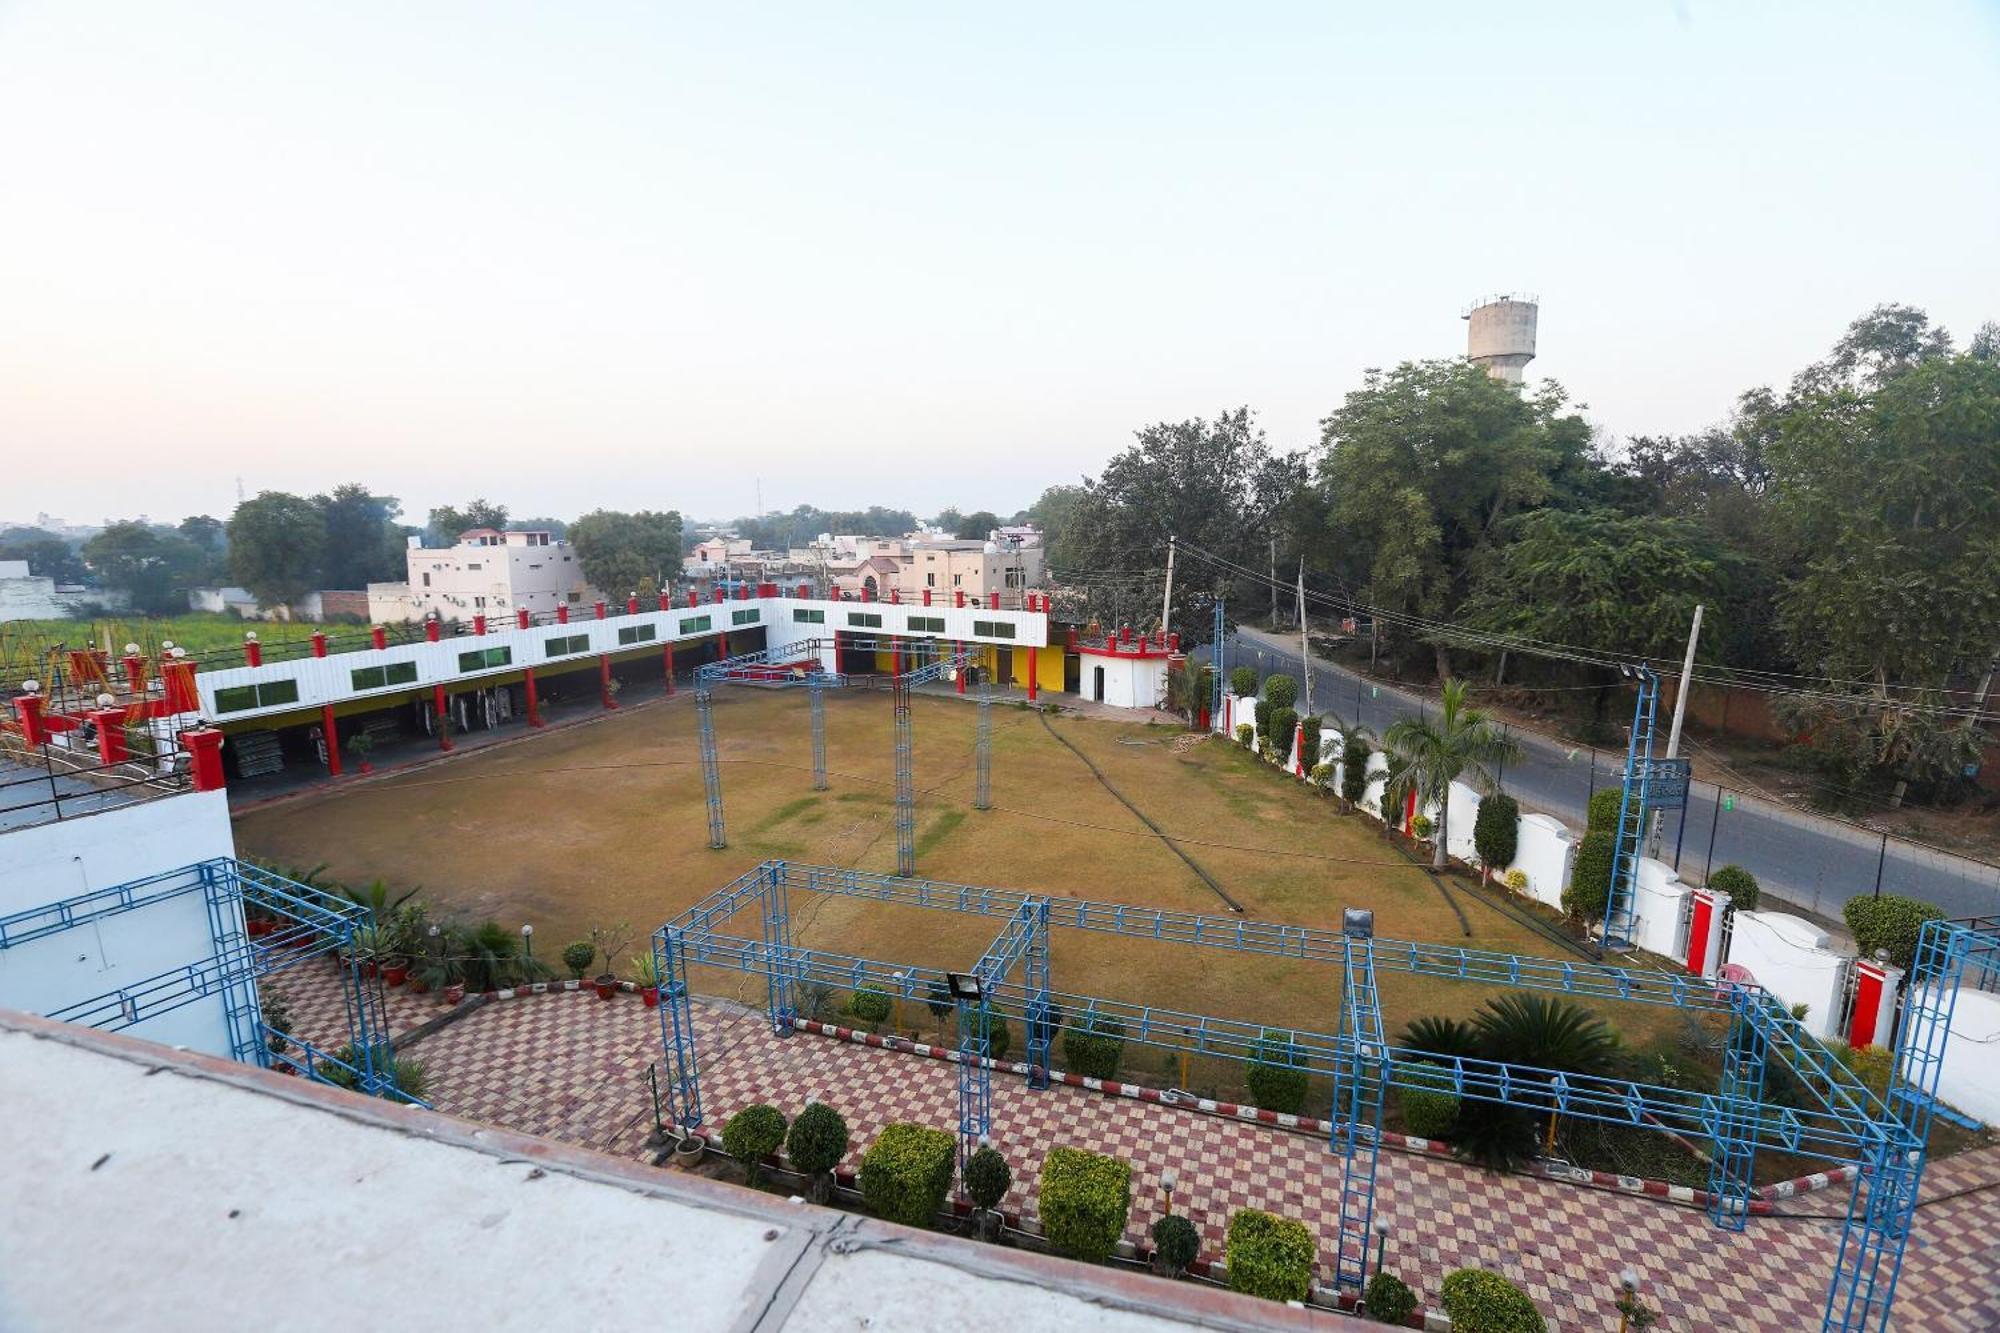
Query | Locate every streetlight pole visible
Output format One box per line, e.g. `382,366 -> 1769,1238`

1649,605 -> 1702,856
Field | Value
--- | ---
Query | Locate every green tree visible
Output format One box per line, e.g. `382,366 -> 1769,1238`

1380,679 -> 1520,868
0,527 -> 86,584
426,498 -> 509,546
315,485 -> 405,589
176,515 -> 228,583
1316,360 -> 1593,678
954,510 -> 1001,540
81,522 -> 207,614
228,492 -> 327,608
570,509 -> 685,597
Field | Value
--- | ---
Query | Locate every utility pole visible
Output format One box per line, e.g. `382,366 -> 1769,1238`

1649,604 -> 1704,856
1269,538 -> 1278,627
1297,560 -> 1312,714
1160,535 -> 1176,635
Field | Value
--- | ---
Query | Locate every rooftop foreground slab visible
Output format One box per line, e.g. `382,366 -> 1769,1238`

0,1010 -> 1341,1333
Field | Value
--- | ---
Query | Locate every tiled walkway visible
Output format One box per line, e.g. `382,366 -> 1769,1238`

259,963 -> 2000,1331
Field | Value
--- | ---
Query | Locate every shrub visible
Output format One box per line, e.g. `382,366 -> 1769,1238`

1254,699 -> 1272,745
1377,789 -> 1398,823
1365,1271 -> 1419,1325
1237,723 -> 1255,749
963,1144 -> 1012,1212
1708,863 -> 1760,912
561,941 -> 595,980
1263,673 -> 1298,711
1563,830 -> 1617,924
1399,1061 -> 1461,1139
858,1123 -> 957,1228
785,1101 -> 850,1180
1061,1016 -> 1126,1079
1439,1268 -> 1545,1333
1224,1208 -> 1315,1303
722,1104 -> 788,1185
1503,868 -> 1529,892
1836,1041 -> 1895,1099
1151,1213 -> 1200,1274
1267,707 -> 1297,765
1341,736 -> 1372,805
1310,761 -> 1334,786
1410,813 -> 1434,840
1299,715 -> 1322,770
1246,1029 -> 1310,1115
1230,665 -> 1259,698
967,1008 -> 1011,1061
1587,787 -> 1626,833
1844,894 -> 1947,971
847,984 -> 892,1024
1474,792 -> 1520,876
1037,1146 -> 1132,1264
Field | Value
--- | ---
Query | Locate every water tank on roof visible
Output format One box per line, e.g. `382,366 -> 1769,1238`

983,541 -> 998,555
1464,294 -> 1539,383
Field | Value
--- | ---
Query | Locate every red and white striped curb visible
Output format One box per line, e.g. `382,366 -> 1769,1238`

790,1018 -> 1774,1216
1759,1164 -> 1860,1201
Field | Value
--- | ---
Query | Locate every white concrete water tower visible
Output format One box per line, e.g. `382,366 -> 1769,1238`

1463,294 -> 1538,383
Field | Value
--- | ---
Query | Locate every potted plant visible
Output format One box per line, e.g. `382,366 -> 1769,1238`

963,1145 -> 1011,1241
262,996 -> 295,1070
590,920 -> 632,1001
1151,1214 -> 1198,1278
562,940 -> 595,982
631,950 -> 663,1007
352,925 -> 381,979
345,729 -> 375,774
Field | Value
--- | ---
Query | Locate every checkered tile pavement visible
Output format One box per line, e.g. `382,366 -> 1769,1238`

257,956 -> 437,1054
252,974 -> 2000,1331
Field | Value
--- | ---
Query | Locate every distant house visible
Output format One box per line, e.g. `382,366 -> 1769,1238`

0,560 -> 124,622
366,529 -> 596,624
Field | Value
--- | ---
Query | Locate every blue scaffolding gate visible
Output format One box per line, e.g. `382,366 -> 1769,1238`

649,858 -> 1995,1331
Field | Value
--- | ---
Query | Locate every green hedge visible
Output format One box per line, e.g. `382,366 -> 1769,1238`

1267,706 -> 1297,764
1564,830 -> 1617,924
1439,1268 -> 1545,1332
1707,863 -> 1760,912
1037,1146 -> 1132,1264
1151,1214 -> 1200,1273
859,1123 -> 957,1228
963,1144 -> 1012,1212
1474,791 -> 1520,873
848,984 -> 892,1023
785,1101 -> 849,1177
1225,1208 -> 1315,1303
1298,715 -> 1322,770
1399,1061 -> 1461,1139
1062,1016 -> 1126,1080
1365,1271 -> 1418,1324
1586,786 -> 1626,833
1844,894 -> 1947,971
722,1104 -> 787,1183
1246,1029 -> 1310,1115
1341,735 -> 1372,805
1230,666 -> 1259,698
1263,673 -> 1298,711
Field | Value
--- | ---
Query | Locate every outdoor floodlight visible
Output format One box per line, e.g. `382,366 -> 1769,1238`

1342,907 -> 1374,940
96,693 -> 115,708
946,971 -> 984,1001
125,643 -> 140,655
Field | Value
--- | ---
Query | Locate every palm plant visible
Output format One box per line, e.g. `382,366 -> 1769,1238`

1401,1015 -> 1479,1060
343,877 -> 418,925
1472,993 -> 1620,1155
1380,679 -> 1519,867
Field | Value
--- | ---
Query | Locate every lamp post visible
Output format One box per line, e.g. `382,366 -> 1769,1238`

1616,1268 -> 1644,1333
521,923 -> 534,968
1374,1220 -> 1389,1286
892,971 -> 906,1034
1159,1167 -> 1177,1218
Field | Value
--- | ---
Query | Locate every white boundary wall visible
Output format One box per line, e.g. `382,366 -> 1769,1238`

1727,911 -> 1848,1039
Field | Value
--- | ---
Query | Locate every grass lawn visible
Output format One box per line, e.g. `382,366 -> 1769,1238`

0,612 -> 331,667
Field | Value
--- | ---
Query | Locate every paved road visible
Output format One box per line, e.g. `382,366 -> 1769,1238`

1211,626 -> 2000,924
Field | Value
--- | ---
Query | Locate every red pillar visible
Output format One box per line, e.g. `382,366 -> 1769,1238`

90,707 -> 128,765
663,642 -> 676,695
712,587 -> 725,604
890,587 -> 901,605
599,655 -> 619,709
1027,648 -> 1038,701
243,634 -> 263,667
311,631 -> 328,658
433,685 -> 452,750
473,614 -> 487,636
13,690 -> 47,746
955,643 -> 965,694
594,600 -> 607,620
371,625 -> 388,650
518,608 -> 531,630
162,661 -> 199,714
658,592 -> 672,612
322,705 -> 343,776
180,727 -> 225,792
557,603 -> 570,624
689,590 -> 700,608
1686,891 -> 1715,976
955,589 -> 965,608
627,595 -> 640,615
892,639 -> 902,678
989,592 -> 1000,610
122,653 -> 147,694
922,588 -> 932,607
862,584 -> 874,603
425,619 -> 441,643
796,583 -> 810,599
1849,959 -> 1889,1047
523,667 -> 544,727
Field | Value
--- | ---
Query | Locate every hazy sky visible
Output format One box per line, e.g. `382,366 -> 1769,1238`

3,2 -> 1996,529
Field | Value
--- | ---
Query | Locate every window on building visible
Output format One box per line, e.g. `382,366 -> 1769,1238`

545,633 -> 591,656
474,596 -> 486,608
973,620 -> 1016,640
350,661 -> 420,691
467,563 -> 482,571
907,615 -> 945,634
421,573 -> 431,587
214,678 -> 302,714
926,572 -> 936,587
568,590 -> 581,600
458,646 -> 513,672
680,615 -> 712,634
617,623 -> 658,645
1005,569 -> 1020,588
732,608 -> 760,625
848,612 -> 882,628
952,574 -> 962,586
793,608 -> 825,624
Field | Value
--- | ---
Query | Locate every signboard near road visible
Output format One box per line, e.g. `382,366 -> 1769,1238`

1639,757 -> 1692,809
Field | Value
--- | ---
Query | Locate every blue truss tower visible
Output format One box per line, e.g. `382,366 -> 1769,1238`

974,684 -> 993,811
696,687 -> 726,849
1602,665 -> 1660,947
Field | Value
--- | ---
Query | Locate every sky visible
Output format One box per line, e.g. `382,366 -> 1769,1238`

2,1 -> 1996,530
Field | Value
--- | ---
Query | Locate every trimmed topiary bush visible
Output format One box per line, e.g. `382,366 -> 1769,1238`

1236,723 -> 1255,749
785,1101 -> 849,1199
1341,736 -> 1372,805
1503,868 -> 1529,893
1587,786 -> 1626,834
1844,894 -> 1947,971
1230,666 -> 1259,698
1564,830 -> 1617,925
1263,673 -> 1298,711
1708,863 -> 1760,913
847,984 -> 892,1024
1299,715 -> 1322,770
1267,706 -> 1297,765
1152,1213 -> 1200,1275
1439,1267 -> 1546,1333
1410,813 -> 1434,840
1366,1270 -> 1419,1325
1246,1029 -> 1309,1115
1399,1061 -> 1461,1140
1061,1016 -> 1126,1079
858,1123 -> 957,1228
963,1144 -> 1012,1212
1474,791 -> 1520,878
1224,1207 -> 1315,1303
722,1103 -> 788,1185
561,940 -> 595,980
1254,699 -> 1272,747
1038,1146 -> 1132,1264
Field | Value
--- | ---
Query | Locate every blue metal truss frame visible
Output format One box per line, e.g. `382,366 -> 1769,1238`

1602,664 -> 1660,948
0,857 -> 419,1104
647,861 -> 1986,1325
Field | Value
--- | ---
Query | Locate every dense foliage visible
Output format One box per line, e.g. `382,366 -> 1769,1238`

1151,1214 -> 1200,1274
1245,1029 -> 1310,1114
1365,1271 -> 1419,1324
785,1102 -> 850,1180
858,1123 -> 957,1228
1439,1268 -> 1546,1333
1473,791 -> 1520,876
722,1104 -> 788,1184
1843,894 -> 1947,971
1707,864 -> 1761,912
1037,1146 -> 1132,1264
963,1144 -> 1012,1212
1061,1016 -> 1126,1079
1381,679 -> 1519,868
1224,1208 -> 1316,1303
1564,830 -> 1617,926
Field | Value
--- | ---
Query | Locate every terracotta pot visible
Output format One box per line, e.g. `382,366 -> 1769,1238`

642,985 -> 660,1008
594,974 -> 618,1001
444,983 -> 466,1004
246,918 -> 273,938
358,760 -> 374,774
382,962 -> 409,987
361,960 -> 379,979
408,975 -> 430,995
